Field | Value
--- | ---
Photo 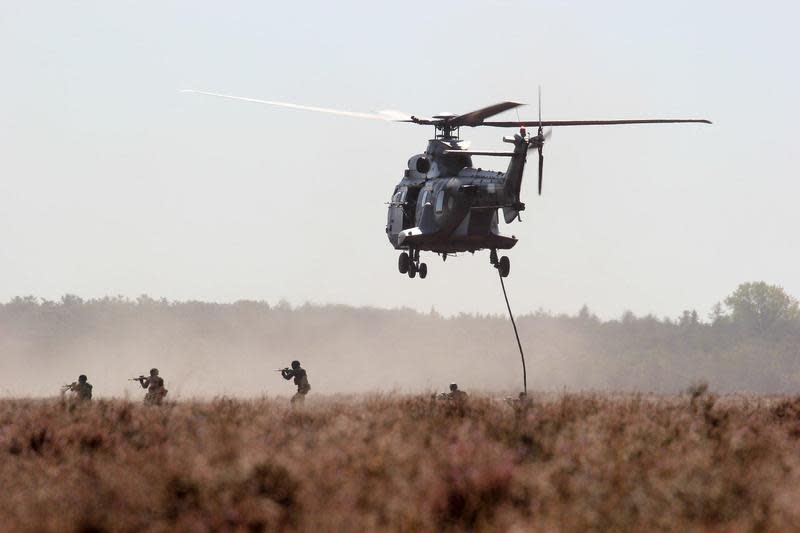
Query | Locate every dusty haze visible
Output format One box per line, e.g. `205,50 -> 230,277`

3,281 -> 799,398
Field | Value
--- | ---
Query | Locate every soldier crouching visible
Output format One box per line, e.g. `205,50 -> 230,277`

434,382 -> 468,401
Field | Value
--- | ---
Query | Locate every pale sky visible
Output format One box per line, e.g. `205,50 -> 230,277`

1,0 -> 798,319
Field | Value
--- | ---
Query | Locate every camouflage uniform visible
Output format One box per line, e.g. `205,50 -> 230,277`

281,361 -> 310,405
65,376 -> 93,401
139,369 -> 168,405
448,389 -> 468,401
443,383 -> 468,402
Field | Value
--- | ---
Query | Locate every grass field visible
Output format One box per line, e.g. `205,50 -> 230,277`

2,393 -> 800,532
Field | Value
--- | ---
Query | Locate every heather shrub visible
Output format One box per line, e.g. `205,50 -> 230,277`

2,394 -> 800,532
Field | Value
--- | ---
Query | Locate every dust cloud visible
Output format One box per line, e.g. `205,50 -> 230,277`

2,285 -> 799,398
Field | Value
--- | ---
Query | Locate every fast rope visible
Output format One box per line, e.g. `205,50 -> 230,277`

498,271 -> 527,395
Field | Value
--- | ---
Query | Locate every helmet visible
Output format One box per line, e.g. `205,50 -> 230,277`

449,383 -> 458,391
291,360 -> 300,369
150,368 -> 159,376
78,374 -> 87,383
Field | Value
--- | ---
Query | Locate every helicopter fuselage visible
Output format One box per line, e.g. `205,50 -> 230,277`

386,136 -> 527,255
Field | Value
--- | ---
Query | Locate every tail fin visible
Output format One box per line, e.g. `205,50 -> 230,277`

502,133 -> 531,223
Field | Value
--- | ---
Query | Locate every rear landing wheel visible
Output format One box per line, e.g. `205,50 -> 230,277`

418,263 -> 427,279
499,256 -> 510,278
398,252 -> 409,274
408,264 -> 417,278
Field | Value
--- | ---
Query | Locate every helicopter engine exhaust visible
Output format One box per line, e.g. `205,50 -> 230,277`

408,155 -> 430,174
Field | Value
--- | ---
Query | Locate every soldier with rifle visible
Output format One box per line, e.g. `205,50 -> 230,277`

278,360 -> 310,405
435,382 -> 468,402
129,368 -> 168,405
448,382 -> 468,401
61,374 -> 93,401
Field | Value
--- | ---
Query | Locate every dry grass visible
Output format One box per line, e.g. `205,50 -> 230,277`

2,393 -> 800,532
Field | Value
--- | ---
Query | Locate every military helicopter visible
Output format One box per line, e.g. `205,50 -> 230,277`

183,89 -> 710,279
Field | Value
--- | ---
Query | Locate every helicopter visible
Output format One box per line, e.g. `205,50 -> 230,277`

182,89 -> 710,279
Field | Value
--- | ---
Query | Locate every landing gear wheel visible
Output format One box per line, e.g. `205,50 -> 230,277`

499,256 -> 510,278
408,263 -> 417,278
418,263 -> 427,279
398,252 -> 409,274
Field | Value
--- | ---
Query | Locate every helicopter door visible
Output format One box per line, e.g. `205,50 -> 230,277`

387,187 -> 407,245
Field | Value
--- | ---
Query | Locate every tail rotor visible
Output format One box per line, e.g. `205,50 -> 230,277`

535,86 -> 549,195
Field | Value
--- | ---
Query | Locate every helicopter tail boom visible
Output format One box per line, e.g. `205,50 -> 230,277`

500,133 -> 539,223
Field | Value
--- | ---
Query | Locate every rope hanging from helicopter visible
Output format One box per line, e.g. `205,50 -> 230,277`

498,270 -> 527,395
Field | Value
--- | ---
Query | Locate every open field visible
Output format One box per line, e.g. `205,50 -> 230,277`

2,393 -> 800,532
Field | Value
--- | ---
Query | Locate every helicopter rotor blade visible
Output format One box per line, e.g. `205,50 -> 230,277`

538,146 -> 544,195
449,101 -> 525,127
481,118 -> 712,128
376,109 -> 420,122
181,89 -> 418,122
182,90 -> 712,130
536,89 -> 545,196
538,86 -> 542,131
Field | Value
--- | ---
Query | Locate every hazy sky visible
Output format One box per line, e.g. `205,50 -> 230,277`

1,1 -> 798,319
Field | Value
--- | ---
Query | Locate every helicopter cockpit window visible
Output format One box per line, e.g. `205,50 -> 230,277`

434,190 -> 445,214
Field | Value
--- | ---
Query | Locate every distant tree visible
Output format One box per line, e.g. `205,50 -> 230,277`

61,294 -> 84,306
677,309 -> 700,327
621,310 -> 636,325
577,305 -> 598,323
136,294 -> 156,306
708,302 -> 729,325
8,296 -> 38,308
724,282 -> 800,334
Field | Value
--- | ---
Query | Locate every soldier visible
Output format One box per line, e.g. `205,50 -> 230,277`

447,382 -> 468,401
137,368 -> 168,405
505,391 -> 533,410
62,374 -> 93,401
281,360 -> 310,405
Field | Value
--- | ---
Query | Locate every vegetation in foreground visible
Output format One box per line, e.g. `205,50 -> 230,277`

2,393 -> 800,532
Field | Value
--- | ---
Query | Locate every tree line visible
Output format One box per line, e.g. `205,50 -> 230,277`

0,282 -> 798,396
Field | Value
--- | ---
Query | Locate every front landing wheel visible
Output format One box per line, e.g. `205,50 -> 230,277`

499,256 -> 510,278
418,263 -> 428,279
398,252 -> 409,274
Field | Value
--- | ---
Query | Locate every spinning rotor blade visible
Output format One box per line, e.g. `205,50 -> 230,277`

538,147 -> 544,195
181,89 -> 411,122
537,88 -> 544,196
182,90 -> 712,131
481,118 -> 712,127
449,101 -> 524,127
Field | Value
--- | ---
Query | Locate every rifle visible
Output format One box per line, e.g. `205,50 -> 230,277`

128,376 -> 146,382
61,382 -> 76,393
